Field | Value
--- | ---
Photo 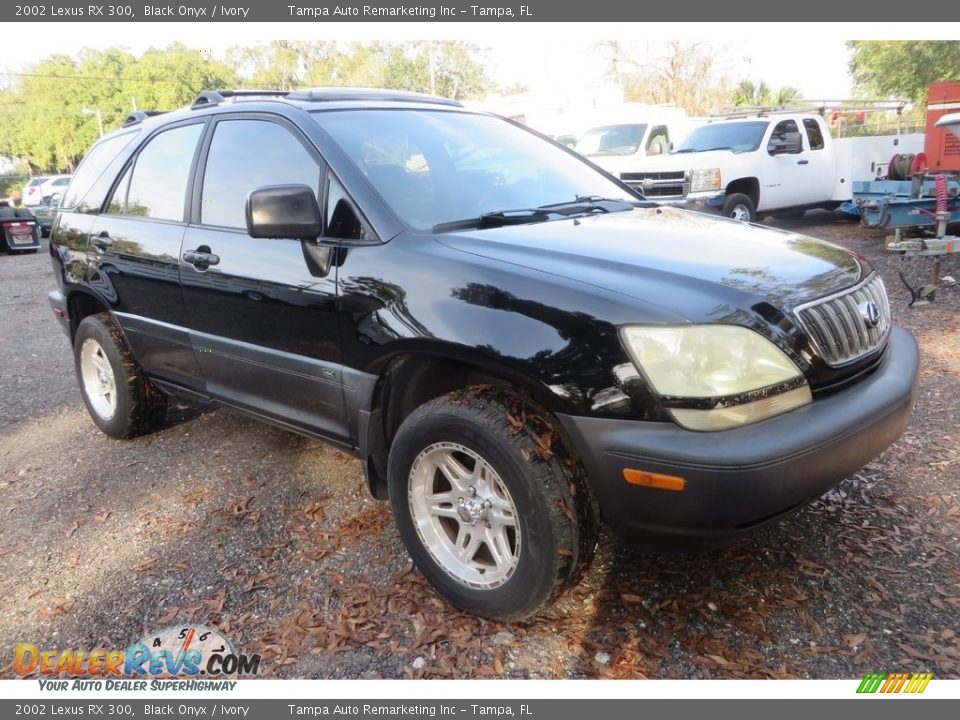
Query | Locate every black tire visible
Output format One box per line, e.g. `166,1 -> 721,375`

722,193 -> 756,222
73,312 -> 167,439
388,386 -> 598,621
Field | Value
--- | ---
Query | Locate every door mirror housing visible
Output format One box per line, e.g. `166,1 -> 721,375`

246,185 -> 321,239
768,132 -> 803,156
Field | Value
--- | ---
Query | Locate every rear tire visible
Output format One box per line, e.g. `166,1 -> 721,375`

388,386 -> 598,621
74,313 -> 167,439
722,193 -> 756,222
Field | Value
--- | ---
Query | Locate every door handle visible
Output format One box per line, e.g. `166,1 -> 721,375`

797,159 -> 809,165
182,248 -> 220,270
89,233 -> 113,251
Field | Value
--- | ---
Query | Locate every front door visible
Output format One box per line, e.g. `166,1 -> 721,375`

179,115 -> 349,443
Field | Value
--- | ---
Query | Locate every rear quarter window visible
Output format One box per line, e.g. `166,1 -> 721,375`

61,131 -> 141,213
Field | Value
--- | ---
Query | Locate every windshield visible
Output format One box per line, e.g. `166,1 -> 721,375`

674,121 -> 769,153
315,109 -> 636,231
576,124 -> 647,156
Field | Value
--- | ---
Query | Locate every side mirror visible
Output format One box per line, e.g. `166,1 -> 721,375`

648,144 -> 663,156
246,185 -> 321,239
768,132 -> 803,155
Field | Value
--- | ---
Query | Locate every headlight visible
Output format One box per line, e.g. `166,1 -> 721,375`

621,325 -> 812,431
690,168 -> 721,193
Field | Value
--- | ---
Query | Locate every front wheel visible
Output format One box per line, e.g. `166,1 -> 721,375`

722,193 -> 756,222
388,387 -> 598,621
74,313 -> 167,439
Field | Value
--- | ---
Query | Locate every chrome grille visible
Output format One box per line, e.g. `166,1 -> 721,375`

620,171 -> 689,200
795,273 -> 891,367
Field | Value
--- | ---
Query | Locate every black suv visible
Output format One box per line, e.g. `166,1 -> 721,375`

48,89 -> 918,620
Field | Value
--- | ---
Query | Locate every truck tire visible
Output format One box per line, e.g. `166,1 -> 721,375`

722,193 -> 756,222
74,313 -> 167,439
387,386 -> 598,621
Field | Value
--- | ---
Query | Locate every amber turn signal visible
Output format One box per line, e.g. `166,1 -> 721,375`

622,468 -> 686,491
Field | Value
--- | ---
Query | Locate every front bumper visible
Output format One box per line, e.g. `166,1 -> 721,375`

557,325 -> 918,541
645,191 -> 726,212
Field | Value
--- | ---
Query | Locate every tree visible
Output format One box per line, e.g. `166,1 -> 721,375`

0,45 -> 237,173
731,80 -> 801,107
849,41 -> 960,108
598,41 -> 735,115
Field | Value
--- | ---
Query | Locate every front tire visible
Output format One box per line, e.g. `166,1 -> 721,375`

388,387 -> 598,621
74,313 -> 167,439
722,193 -> 756,222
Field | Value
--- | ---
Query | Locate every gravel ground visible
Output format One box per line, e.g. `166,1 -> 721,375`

1,215 -> 958,680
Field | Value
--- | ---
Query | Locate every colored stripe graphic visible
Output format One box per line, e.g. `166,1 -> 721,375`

857,672 -> 933,694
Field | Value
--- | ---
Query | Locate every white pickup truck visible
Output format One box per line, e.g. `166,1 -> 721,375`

622,113 -> 923,221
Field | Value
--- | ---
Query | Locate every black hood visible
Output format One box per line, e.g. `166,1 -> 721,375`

437,206 -> 865,323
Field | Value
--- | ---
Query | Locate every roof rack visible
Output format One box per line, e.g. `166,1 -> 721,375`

191,89 -> 291,109
122,110 -> 166,127
713,99 -> 910,120
286,87 -> 462,107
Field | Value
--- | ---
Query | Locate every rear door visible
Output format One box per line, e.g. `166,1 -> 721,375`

89,120 -> 206,391
179,114 -> 349,442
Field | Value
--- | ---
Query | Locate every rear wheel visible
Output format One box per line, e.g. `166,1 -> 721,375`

74,313 -> 167,439
388,387 -> 598,621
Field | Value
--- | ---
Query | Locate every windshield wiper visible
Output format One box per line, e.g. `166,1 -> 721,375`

432,197 -> 639,233
673,146 -> 734,154
433,208 -> 553,233
538,196 -> 637,213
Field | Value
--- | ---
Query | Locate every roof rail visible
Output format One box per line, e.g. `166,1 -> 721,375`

286,87 -> 462,107
190,89 -> 291,109
714,99 -> 910,120
122,110 -> 165,127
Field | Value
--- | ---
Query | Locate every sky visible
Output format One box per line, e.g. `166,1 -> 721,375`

3,22 -> 960,104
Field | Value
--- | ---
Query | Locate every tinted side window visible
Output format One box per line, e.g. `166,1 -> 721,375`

803,119 -> 825,151
105,165 -> 132,215
771,119 -> 800,140
200,120 -> 321,229
124,124 -> 203,221
61,131 -> 140,211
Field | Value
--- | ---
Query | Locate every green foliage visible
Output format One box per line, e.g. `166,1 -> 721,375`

849,41 -> 960,108
731,80 -> 801,108
0,40 -> 493,174
0,44 -> 237,173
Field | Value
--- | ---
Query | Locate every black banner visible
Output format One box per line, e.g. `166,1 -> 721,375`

0,1 -> 949,22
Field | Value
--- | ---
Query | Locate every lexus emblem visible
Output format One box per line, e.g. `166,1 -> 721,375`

859,301 -> 881,328
641,179 -> 655,190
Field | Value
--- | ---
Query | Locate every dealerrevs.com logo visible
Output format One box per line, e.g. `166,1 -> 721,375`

856,672 -> 934,694
14,625 -> 260,690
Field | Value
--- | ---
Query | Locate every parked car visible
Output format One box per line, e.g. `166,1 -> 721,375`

20,176 -> 50,207
48,90 -> 918,621
0,202 -> 40,253
40,175 -> 72,203
32,193 -> 61,237
21,175 -> 71,207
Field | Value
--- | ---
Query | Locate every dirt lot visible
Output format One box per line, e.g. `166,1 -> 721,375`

1,214 -> 958,680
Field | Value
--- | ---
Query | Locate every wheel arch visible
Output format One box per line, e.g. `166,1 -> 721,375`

359,347 -> 573,500
726,177 -> 760,207
66,289 -> 111,343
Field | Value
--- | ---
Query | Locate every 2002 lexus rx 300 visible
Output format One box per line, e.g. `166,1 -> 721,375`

48,88 -> 918,620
